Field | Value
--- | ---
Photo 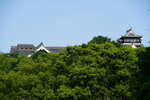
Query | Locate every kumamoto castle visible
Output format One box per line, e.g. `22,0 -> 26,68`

10,28 -> 143,56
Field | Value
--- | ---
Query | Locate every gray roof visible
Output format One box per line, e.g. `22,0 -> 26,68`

46,47 -> 66,52
10,43 -> 66,56
122,29 -> 142,38
36,42 -> 44,49
17,44 -> 35,48
10,46 -> 17,53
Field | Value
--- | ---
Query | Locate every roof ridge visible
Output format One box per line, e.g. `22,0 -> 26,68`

17,44 -> 34,45
46,46 -> 66,47
36,42 -> 44,48
124,29 -> 139,37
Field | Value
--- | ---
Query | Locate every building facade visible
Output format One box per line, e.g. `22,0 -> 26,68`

118,28 -> 143,48
10,42 -> 66,57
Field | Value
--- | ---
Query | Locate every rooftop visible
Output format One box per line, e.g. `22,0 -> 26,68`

122,28 -> 142,38
17,44 -> 35,48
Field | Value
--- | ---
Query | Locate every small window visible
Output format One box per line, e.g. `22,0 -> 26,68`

130,39 -> 133,42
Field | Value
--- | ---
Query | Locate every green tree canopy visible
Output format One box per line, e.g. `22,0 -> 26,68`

88,35 -> 121,48
0,36 -> 149,100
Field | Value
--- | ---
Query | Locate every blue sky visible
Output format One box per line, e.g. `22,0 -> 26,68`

0,0 -> 150,53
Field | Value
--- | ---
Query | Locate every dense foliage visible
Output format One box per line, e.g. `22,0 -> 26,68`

133,47 -> 150,100
88,35 -> 121,48
0,36 -> 149,100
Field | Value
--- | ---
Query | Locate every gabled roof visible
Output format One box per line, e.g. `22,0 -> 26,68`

36,42 -> 44,49
35,42 -> 50,53
17,44 -> 35,48
122,28 -> 142,37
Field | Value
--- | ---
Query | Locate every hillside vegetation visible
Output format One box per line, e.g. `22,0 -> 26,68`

0,36 -> 150,100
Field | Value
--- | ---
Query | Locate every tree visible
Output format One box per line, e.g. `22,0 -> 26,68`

88,35 -> 111,44
132,47 -> 150,100
88,35 -> 121,48
0,35 -> 147,100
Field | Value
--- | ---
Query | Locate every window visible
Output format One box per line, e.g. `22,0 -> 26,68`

130,39 -> 132,42
124,39 -> 127,42
134,39 -> 138,42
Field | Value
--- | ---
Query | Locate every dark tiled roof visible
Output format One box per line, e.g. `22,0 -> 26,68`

46,47 -> 66,52
36,42 -> 44,49
17,44 -> 35,48
10,46 -> 17,53
10,46 -> 34,56
10,43 -> 66,56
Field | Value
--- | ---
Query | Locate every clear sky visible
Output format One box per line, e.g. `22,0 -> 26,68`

0,0 -> 150,53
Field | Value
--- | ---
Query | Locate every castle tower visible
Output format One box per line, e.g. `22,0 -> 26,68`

118,28 -> 143,48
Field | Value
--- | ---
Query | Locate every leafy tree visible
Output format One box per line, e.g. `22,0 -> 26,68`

132,47 -> 150,100
0,35 -> 148,100
88,35 -> 111,44
88,35 -> 121,48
